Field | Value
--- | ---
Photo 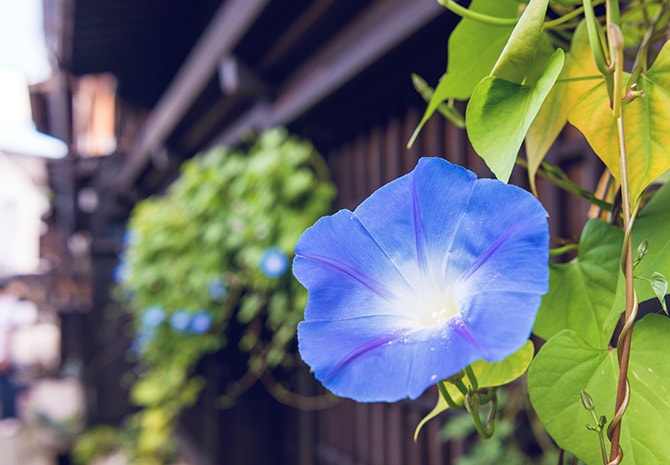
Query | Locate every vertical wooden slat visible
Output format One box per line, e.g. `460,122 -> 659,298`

386,403 -> 404,465
384,117 -> 403,183
404,405 -> 423,465
344,400 -> 358,460
370,403 -> 385,465
339,144 -> 356,210
354,403 -> 370,464
353,133 -> 369,204
421,111 -> 445,157
426,416 -> 445,465
403,107 -> 421,172
444,109 -> 467,166
368,126 -> 384,191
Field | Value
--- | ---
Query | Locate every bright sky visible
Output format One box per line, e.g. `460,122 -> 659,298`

0,0 -> 51,83
0,0 -> 65,159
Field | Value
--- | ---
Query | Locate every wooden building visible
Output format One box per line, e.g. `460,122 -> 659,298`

32,1 -> 601,464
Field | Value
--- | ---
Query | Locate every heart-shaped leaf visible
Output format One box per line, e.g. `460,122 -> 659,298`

525,20 -> 602,192
408,0 -> 518,146
528,315 -> 670,465
569,40 -> 670,203
466,48 -> 565,182
533,219 -> 623,347
632,179 -> 670,303
491,0 -> 549,82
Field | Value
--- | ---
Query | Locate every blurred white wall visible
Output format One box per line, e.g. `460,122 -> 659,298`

0,152 -> 49,276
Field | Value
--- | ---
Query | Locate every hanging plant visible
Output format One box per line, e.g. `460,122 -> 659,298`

96,128 -> 336,465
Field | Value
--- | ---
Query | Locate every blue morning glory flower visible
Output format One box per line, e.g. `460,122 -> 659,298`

294,157 -> 549,402
123,228 -> 139,247
131,327 -> 155,354
189,310 -> 213,334
141,306 -> 165,328
260,248 -> 289,278
207,280 -> 228,301
170,310 -> 191,332
112,261 -> 127,283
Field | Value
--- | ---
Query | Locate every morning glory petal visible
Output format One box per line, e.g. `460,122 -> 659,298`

294,210 -> 417,321
298,315 -> 481,401
448,178 -> 549,283
459,291 -> 544,359
295,157 -> 549,402
353,159 -> 477,288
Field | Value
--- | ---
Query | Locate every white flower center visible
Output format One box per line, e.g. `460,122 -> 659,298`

415,287 -> 460,328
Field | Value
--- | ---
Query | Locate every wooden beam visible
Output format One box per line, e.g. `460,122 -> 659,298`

118,0 -> 269,190
215,0 -> 444,145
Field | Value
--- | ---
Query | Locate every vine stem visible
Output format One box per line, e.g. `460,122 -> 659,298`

437,0 -> 519,26
605,21 -> 636,464
607,114 -> 637,465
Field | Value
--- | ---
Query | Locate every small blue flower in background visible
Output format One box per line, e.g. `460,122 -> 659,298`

189,310 -> 213,334
260,248 -> 289,278
141,306 -> 165,328
208,280 -> 228,301
112,261 -> 128,283
170,310 -> 191,332
131,327 -> 155,354
123,228 -> 139,247
294,157 -> 549,402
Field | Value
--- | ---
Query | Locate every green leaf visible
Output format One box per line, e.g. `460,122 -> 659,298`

414,340 -> 534,440
632,180 -> 670,303
528,315 -> 670,465
534,219 -> 623,347
466,48 -> 565,182
491,0 -> 550,83
569,40 -> 670,203
408,0 -> 518,146
526,20 -> 602,193
648,272 -> 668,314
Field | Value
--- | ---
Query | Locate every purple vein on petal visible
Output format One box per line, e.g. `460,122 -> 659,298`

411,175 -> 430,276
321,329 -> 410,382
450,316 -> 489,359
295,253 -> 398,302
442,184 -> 475,282
457,217 -> 538,284
349,213 -> 418,295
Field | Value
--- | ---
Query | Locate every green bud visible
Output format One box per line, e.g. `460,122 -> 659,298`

636,240 -> 649,262
580,390 -> 595,411
465,392 -> 480,413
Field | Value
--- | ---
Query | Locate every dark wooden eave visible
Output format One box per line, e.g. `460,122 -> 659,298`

115,0 -> 450,194
53,0 -> 456,198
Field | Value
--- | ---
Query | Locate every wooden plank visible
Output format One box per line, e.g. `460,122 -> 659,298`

354,403 -> 370,464
404,405 -> 423,465
258,0 -> 339,71
214,0 -> 445,146
367,126 -> 384,191
353,133 -> 368,204
402,107 -> 421,173
266,0 -> 444,128
426,417 -> 444,465
385,404 -> 403,465
370,403 -> 385,465
119,0 -> 269,190
383,117 -> 403,184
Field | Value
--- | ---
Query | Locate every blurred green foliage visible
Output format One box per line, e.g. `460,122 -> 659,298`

76,128 -> 335,465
